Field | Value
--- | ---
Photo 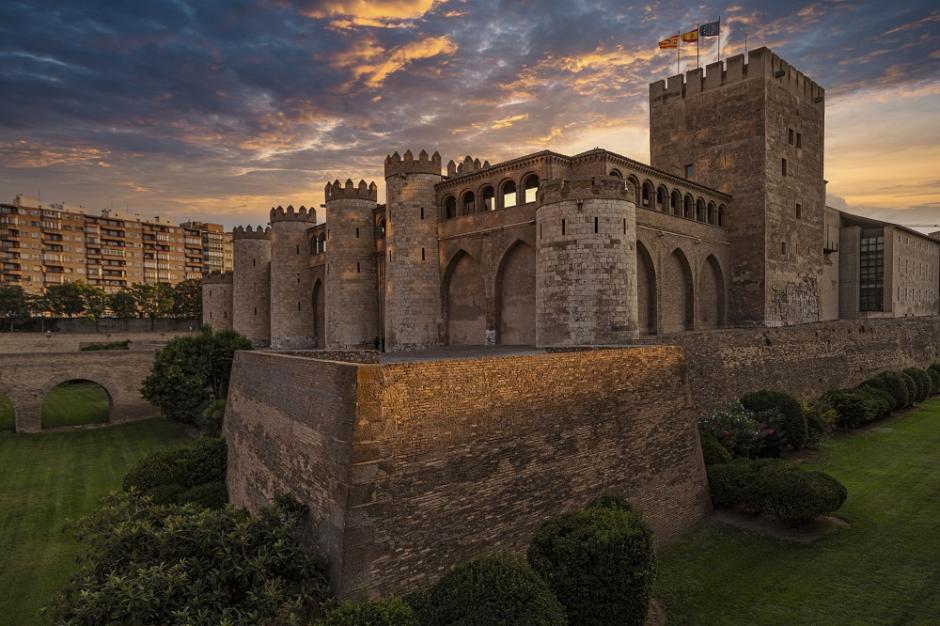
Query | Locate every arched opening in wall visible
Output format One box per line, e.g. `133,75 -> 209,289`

376,218 -> 386,239
706,202 -> 716,225
318,232 -> 326,253
461,190 -> 475,215
522,174 -> 540,204
481,186 -> 495,211
444,196 -> 457,219
641,181 -> 654,209
718,204 -> 726,226
670,190 -> 681,215
41,380 -> 111,429
0,391 -> 14,432
500,180 -> 518,209
662,249 -> 694,333
656,186 -> 668,211
636,242 -> 657,336
496,241 -> 536,345
696,198 -> 706,222
443,251 -> 487,345
627,175 -> 641,205
699,255 -> 725,329
312,279 -> 325,348
683,194 -> 694,219
609,168 -> 623,179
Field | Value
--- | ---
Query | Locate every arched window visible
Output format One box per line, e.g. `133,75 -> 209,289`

609,169 -> 623,179
377,218 -> 386,239
670,190 -> 681,215
501,180 -> 517,209
444,196 -> 457,219
641,181 -> 654,208
627,175 -> 641,205
481,186 -> 495,211
461,190 -> 475,215
718,204 -> 726,226
318,232 -> 326,253
684,194 -> 694,219
706,202 -> 716,225
696,198 -> 706,222
656,186 -> 668,211
523,174 -> 539,204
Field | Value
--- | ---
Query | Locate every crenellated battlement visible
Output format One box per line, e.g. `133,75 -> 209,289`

446,155 -> 490,177
325,179 -> 378,203
202,270 -> 233,285
649,47 -> 824,105
233,225 -> 271,240
384,148 -> 442,178
269,204 -> 317,224
539,176 -> 633,205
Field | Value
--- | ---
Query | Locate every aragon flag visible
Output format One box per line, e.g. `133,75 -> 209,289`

681,28 -> 699,43
699,20 -> 720,37
658,34 -> 679,49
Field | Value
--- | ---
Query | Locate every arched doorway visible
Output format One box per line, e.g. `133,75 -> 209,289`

496,241 -> 536,345
662,249 -> 694,333
41,380 -> 111,429
637,243 -> 657,335
699,255 -> 725,329
0,391 -> 13,431
444,251 -> 486,345
313,279 -> 325,348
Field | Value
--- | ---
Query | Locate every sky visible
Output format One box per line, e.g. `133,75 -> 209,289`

0,0 -> 938,232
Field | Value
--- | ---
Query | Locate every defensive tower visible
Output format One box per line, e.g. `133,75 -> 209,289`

383,149 -> 443,350
269,205 -> 316,349
201,271 -> 233,331
535,176 -> 638,346
323,179 -> 380,349
649,47 -> 826,326
232,225 -> 272,346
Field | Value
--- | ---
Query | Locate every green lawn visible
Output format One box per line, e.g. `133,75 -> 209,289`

41,381 -> 112,429
0,419 -> 191,625
656,398 -> 940,626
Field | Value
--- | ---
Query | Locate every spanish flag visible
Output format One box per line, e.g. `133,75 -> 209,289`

658,35 -> 679,49
681,28 -> 699,43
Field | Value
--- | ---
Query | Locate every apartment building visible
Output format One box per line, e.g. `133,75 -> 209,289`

0,195 -> 232,294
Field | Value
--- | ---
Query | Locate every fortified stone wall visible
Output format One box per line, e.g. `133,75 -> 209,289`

202,271 -> 233,331
0,331 -> 194,354
233,225 -> 272,346
269,206 -> 316,349
224,346 -> 709,599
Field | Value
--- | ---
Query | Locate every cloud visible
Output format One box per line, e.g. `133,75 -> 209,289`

292,0 -> 438,28
0,140 -> 111,169
331,34 -> 457,87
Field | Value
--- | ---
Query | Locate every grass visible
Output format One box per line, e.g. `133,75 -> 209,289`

655,397 -> 940,626
40,381 -> 112,429
0,419 -> 191,625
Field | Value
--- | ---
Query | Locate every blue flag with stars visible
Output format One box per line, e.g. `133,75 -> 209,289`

699,20 -> 720,37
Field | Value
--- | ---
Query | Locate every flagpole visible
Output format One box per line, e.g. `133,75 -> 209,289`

676,32 -> 680,74
696,26 -> 700,68
717,16 -> 721,63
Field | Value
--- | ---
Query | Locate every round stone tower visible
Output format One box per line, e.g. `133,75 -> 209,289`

383,149 -> 443,351
324,179 -> 380,349
232,225 -> 272,346
535,177 -> 638,346
201,271 -> 233,331
269,205 -> 316,349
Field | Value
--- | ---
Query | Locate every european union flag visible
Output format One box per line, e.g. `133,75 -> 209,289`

699,20 -> 720,37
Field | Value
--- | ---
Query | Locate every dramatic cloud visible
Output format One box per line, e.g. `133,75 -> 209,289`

0,0 -> 937,230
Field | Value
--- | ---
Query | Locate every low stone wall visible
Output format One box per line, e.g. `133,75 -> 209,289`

0,331 -> 195,354
0,351 -> 160,432
655,317 -> 940,413
224,346 -> 709,599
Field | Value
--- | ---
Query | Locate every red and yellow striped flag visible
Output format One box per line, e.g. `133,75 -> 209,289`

658,35 -> 679,49
681,28 -> 699,43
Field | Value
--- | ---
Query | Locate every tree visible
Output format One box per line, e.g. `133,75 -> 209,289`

0,285 -> 27,331
131,282 -> 175,330
172,279 -> 202,320
141,328 -> 251,424
45,282 -> 85,317
109,290 -> 137,330
26,293 -> 49,332
78,283 -> 109,332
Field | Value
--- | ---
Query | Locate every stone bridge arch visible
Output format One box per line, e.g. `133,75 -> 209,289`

0,351 -> 158,433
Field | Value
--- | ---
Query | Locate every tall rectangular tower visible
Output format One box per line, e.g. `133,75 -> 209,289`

649,47 -> 826,326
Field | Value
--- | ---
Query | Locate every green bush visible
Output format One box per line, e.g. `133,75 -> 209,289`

145,483 -> 186,505
856,385 -> 894,420
412,554 -> 567,626
802,400 -> 837,447
700,431 -> 732,466
900,372 -> 918,407
872,371 -> 910,408
80,340 -> 131,352
315,598 -> 418,625
740,390 -> 808,450
927,365 -> 940,394
49,493 -> 331,626
698,401 -> 765,458
528,495 -> 655,626
823,389 -> 876,429
707,459 -> 847,522
197,399 -> 226,437
124,437 -> 226,493
903,368 -> 931,403
179,481 -> 228,509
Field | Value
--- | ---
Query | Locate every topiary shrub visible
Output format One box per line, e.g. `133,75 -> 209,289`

123,438 -> 228,508
903,367 -> 931,403
144,483 -> 185,505
900,372 -> 918,407
856,385 -> 894,420
700,431 -> 733,466
740,390 -> 808,450
528,495 -> 655,626
315,597 -> 418,626
179,481 -> 228,509
413,554 -> 567,626
802,400 -> 837,447
698,401 -> 765,458
927,365 -> 940,395
822,389 -> 876,429
873,371 -> 910,408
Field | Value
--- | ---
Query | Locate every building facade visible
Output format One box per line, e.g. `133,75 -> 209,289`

0,195 -> 232,294
204,47 -> 940,349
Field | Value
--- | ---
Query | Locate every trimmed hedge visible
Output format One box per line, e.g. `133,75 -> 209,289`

412,555 -> 567,626
123,437 -> 228,508
856,385 -> 894,419
707,459 -> 847,522
871,371 -> 910,408
903,367 -> 931,403
79,340 -> 131,352
700,431 -> 732,466
900,372 -> 918,407
928,365 -> 940,394
740,390 -> 808,450
823,389 -> 877,429
314,598 -> 418,625
528,495 -> 655,626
